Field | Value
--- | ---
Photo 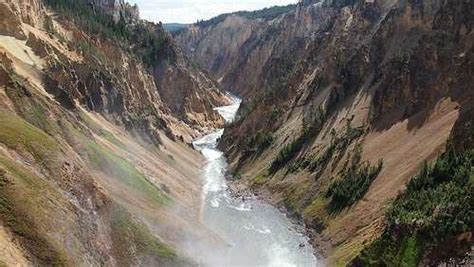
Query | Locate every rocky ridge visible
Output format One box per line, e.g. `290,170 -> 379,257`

90,0 -> 140,23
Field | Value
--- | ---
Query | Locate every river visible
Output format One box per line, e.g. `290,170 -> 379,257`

193,96 -> 320,267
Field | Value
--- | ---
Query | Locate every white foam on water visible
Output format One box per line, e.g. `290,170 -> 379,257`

268,243 -> 298,267
192,96 -> 320,267
210,198 -> 220,208
214,94 -> 242,123
231,203 -> 252,212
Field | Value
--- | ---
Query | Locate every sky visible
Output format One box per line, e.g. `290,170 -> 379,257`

128,0 -> 298,24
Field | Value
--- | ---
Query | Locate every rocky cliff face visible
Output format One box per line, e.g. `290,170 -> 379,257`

90,0 -> 139,23
175,1 -> 331,98
176,0 -> 473,265
0,0 -> 228,265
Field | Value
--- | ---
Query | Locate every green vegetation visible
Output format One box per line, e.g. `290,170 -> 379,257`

307,144 -> 336,174
354,147 -> 473,266
163,23 -> 189,33
5,82 -> 60,136
270,134 -> 306,173
0,156 -> 68,266
85,142 -> 170,205
323,140 -> 383,213
76,41 -> 108,62
132,23 -> 173,68
303,196 -> 328,232
44,0 -> 173,67
77,111 -> 123,147
43,15 -> 56,34
0,110 -> 59,169
251,172 -> 270,186
287,121 -> 366,175
330,0 -> 361,9
326,159 -> 383,212
242,132 -> 274,161
195,4 -> 297,28
269,107 -> 330,173
399,235 -> 419,267
110,207 -> 177,265
282,179 -> 313,213
44,0 -> 131,41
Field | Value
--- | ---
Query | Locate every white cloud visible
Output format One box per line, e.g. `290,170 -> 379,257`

128,0 -> 298,24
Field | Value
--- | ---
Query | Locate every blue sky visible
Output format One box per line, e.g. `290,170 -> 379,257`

128,0 -> 297,24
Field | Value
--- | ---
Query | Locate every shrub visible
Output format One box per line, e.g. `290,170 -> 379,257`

326,159 -> 383,212
246,132 -> 274,153
270,134 -> 306,173
308,144 -> 336,173
307,123 -> 365,175
354,147 -> 473,266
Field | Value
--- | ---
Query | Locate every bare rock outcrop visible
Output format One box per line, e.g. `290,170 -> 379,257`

89,0 -> 139,23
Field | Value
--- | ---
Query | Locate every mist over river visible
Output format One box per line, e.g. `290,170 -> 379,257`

193,96 -> 320,267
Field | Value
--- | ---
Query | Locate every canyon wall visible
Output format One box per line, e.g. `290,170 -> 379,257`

176,0 -> 473,265
0,0 -> 229,265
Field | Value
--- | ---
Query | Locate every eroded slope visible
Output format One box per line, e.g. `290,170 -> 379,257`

0,0 -> 230,265
177,0 -> 473,265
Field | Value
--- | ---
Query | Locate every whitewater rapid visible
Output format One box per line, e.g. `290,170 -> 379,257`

193,96 -> 319,267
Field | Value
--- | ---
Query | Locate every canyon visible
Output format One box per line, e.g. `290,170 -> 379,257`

176,0 -> 473,265
0,0 -> 472,266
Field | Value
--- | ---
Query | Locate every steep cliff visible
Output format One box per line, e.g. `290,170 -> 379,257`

174,3 -> 304,97
0,0 -> 229,265
88,0 -> 140,23
177,0 -> 473,265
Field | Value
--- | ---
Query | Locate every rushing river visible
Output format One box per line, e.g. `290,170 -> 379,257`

193,97 -> 319,267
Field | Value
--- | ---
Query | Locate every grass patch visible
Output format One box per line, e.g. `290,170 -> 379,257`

78,111 -> 123,146
0,110 -> 60,169
0,156 -> 69,265
251,172 -> 269,186
5,82 -> 60,136
100,130 -> 122,146
303,196 -> 328,233
85,142 -> 170,205
399,235 -> 420,266
110,207 -> 177,265
283,180 -> 312,214
304,197 -> 327,219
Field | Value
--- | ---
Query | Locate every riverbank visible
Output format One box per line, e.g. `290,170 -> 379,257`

193,98 -> 319,266
227,178 -> 328,260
